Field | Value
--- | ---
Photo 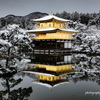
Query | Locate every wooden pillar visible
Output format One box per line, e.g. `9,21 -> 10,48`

54,50 -> 55,54
48,49 -> 50,54
46,42 -> 47,48
69,40 -> 70,48
44,49 -> 45,54
71,40 -> 72,49
39,50 -> 41,54
67,40 -> 69,48
69,41 -> 70,48
33,50 -> 34,54
56,39 -> 57,49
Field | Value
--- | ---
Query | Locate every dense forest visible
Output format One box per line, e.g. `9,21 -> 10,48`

55,11 -> 100,28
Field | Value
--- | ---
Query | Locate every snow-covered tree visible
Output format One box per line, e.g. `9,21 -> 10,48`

73,24 -> 100,53
0,24 -> 32,68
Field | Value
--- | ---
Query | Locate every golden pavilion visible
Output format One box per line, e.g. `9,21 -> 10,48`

27,12 -> 78,54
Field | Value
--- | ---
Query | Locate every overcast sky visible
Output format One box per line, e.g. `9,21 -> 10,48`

0,0 -> 100,17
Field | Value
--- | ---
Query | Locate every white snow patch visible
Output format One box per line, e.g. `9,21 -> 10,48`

32,15 -> 70,22
33,81 -> 69,88
23,71 -> 56,76
27,28 -> 78,33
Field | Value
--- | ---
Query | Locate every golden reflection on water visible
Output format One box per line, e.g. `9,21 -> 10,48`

35,64 -> 73,73
25,55 -> 77,87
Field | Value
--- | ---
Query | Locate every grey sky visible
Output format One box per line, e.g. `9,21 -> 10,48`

0,0 -> 100,17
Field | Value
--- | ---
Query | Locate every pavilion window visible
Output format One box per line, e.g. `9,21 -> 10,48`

41,24 -> 43,28
49,24 -> 51,27
36,34 -> 39,37
48,77 -> 51,80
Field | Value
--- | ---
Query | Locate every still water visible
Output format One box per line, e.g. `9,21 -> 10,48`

0,54 -> 100,100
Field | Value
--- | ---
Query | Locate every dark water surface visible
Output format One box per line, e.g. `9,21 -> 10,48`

0,54 -> 100,100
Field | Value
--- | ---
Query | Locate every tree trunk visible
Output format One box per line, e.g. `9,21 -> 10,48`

6,47 -> 11,68
89,43 -> 93,53
6,78 -> 11,99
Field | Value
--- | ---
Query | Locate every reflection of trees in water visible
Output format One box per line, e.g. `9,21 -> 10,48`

0,58 -> 18,77
69,72 -> 100,86
0,76 -> 33,100
9,87 -> 32,100
67,54 -> 100,85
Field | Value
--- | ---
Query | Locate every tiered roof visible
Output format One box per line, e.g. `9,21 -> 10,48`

27,28 -> 78,33
27,14 -> 79,36
32,15 -> 70,22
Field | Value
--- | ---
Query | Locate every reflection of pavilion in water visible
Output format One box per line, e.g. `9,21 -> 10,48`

24,54 -> 77,87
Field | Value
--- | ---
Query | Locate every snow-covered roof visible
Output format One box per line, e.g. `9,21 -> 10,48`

33,81 -> 69,88
23,71 -> 56,76
32,15 -> 70,22
27,28 -> 79,33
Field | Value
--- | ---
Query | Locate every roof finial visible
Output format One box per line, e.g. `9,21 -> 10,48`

50,12 -> 53,15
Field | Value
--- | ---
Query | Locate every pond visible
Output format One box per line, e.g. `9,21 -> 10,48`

0,54 -> 100,100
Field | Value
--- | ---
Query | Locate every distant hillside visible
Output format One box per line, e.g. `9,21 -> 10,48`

0,12 -> 48,29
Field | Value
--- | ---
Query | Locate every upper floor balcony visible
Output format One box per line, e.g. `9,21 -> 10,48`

35,23 -> 66,29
